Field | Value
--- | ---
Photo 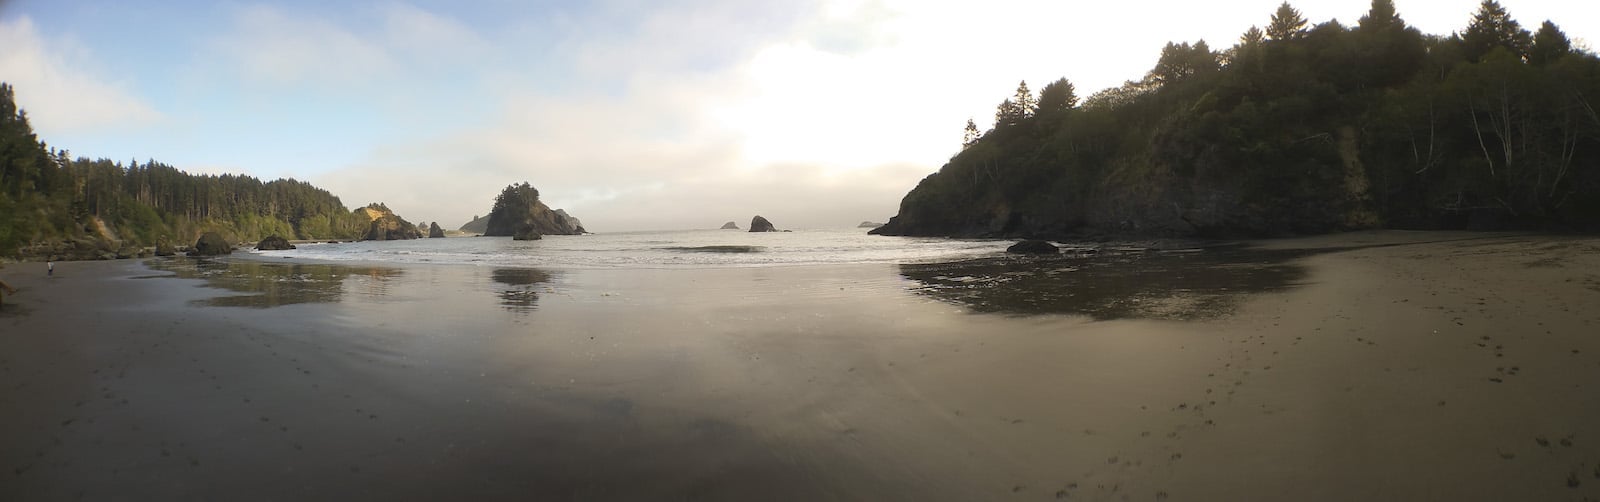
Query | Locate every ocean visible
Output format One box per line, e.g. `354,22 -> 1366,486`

251,228 -> 1014,268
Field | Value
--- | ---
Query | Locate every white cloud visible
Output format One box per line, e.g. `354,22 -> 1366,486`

212,5 -> 397,87
0,16 -> 160,134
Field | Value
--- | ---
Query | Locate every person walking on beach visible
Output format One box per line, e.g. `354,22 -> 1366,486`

47,258 -> 53,277
0,271 -> 17,310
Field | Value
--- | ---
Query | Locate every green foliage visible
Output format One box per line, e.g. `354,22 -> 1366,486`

1267,2 -> 1308,41
0,82 -> 363,257
878,2 -> 1600,238
484,182 -> 542,236
1461,0 -> 1531,62
1528,21 -> 1572,66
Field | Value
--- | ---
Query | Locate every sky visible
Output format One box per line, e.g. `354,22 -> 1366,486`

1,0 -> 1596,231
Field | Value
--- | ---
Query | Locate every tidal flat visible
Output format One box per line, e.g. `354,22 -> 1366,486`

2,231 -> 1598,501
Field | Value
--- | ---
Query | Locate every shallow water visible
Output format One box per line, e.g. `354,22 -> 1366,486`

899,246 -> 1313,319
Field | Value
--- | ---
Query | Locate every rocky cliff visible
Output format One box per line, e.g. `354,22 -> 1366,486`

356,204 -> 422,241
483,183 -> 586,237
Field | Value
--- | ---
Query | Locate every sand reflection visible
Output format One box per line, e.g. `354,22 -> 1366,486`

900,246 -> 1312,319
145,258 -> 403,308
490,267 -> 555,313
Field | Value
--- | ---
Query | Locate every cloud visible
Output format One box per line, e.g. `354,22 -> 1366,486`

0,16 -> 160,134
211,5 -> 397,87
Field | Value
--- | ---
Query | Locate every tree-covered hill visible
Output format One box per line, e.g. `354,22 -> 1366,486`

0,83 -> 371,258
873,0 -> 1600,239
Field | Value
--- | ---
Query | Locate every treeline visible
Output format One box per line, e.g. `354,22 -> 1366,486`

0,83 -> 369,257
874,0 -> 1600,238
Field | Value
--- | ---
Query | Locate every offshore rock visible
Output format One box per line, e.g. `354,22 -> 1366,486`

749,216 -> 777,232
428,222 -> 445,238
512,225 -> 543,241
1006,239 -> 1060,255
484,182 -> 585,237
720,221 -> 740,230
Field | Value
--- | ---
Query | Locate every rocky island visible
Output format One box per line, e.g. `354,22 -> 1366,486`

748,216 -> 777,232
482,182 -> 586,238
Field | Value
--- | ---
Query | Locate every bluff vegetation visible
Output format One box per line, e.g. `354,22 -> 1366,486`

0,83 -> 393,258
874,0 -> 1600,238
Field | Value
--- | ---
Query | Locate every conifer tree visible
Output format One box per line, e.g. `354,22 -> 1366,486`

962,118 -> 980,148
1267,2 -> 1307,41
1528,20 -> 1572,66
1461,0 -> 1531,62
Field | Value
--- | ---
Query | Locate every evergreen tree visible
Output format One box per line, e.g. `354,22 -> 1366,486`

1528,20 -> 1572,66
962,119 -> 980,148
1240,26 -> 1265,47
1012,81 -> 1036,119
1267,2 -> 1308,41
994,98 -> 1022,127
1358,0 -> 1402,32
1036,78 -> 1079,117
1461,0 -> 1531,62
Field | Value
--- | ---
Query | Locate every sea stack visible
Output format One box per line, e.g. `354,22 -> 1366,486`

357,204 -> 423,241
749,216 -> 777,232
428,222 -> 445,238
720,221 -> 739,230
484,182 -> 585,237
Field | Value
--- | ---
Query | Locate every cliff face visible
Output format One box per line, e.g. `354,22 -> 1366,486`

357,204 -> 422,241
459,215 -> 489,234
482,183 -> 586,237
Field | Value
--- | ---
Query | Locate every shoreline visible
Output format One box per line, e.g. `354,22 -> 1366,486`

2,231 -> 1598,500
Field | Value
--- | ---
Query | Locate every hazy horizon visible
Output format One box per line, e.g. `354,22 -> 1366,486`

2,0 -> 1594,231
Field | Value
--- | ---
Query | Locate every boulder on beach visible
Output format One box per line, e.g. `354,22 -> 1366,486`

1006,239 -> 1059,255
154,241 -> 177,257
428,222 -> 445,238
749,216 -> 777,232
720,221 -> 740,230
257,235 -> 296,251
192,232 -> 233,256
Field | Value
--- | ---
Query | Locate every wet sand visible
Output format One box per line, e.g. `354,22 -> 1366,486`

2,231 -> 1599,500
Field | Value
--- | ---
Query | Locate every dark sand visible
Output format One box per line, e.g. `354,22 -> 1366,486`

2,231 -> 1599,500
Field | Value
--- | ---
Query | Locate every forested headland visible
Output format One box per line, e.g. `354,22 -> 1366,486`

0,83 -> 373,259
874,0 -> 1600,239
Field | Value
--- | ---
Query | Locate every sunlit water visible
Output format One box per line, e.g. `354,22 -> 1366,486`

252,228 -> 1013,268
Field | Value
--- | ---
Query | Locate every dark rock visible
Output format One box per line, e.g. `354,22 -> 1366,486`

192,232 -> 233,256
749,215 -> 777,232
484,183 -> 585,237
154,241 -> 177,256
256,235 -> 296,250
1006,239 -> 1059,254
720,221 -> 740,230
357,204 -> 423,241
428,222 -> 445,238
115,245 -> 143,259
512,225 -> 542,241
553,209 -> 586,234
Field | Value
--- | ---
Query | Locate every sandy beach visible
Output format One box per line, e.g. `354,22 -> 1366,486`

2,231 -> 1599,500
